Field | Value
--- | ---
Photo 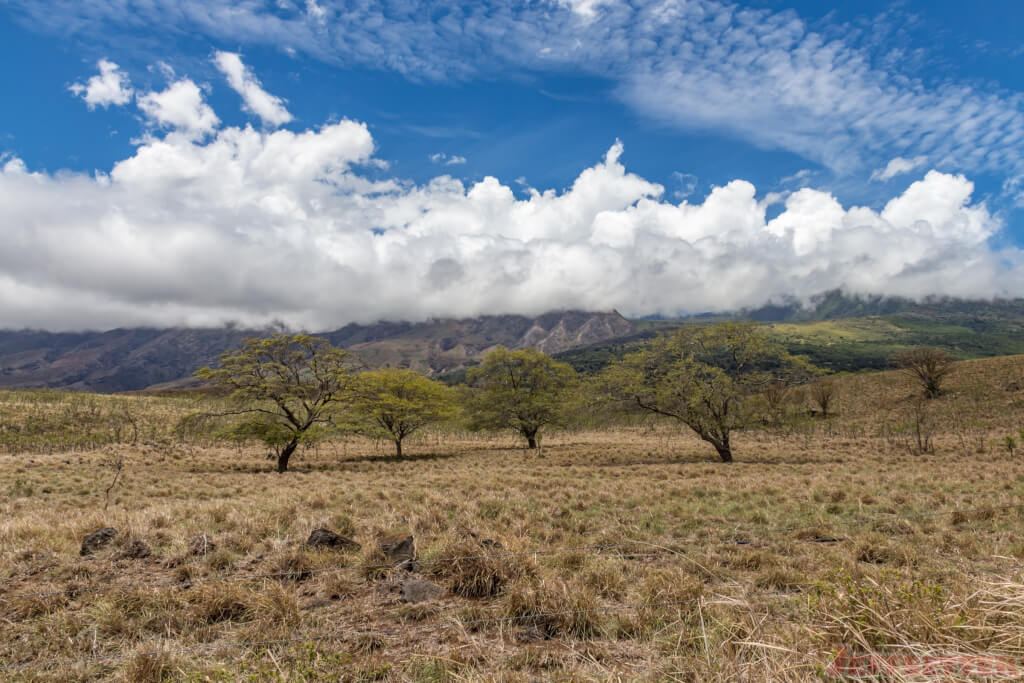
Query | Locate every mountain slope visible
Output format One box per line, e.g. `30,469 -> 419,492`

0,311 -> 634,392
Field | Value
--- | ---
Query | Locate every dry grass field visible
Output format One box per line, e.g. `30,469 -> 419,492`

3,356 -> 1024,681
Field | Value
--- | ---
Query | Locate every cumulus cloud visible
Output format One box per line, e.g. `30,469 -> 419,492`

872,156 -> 929,182
137,79 -> 219,139
69,59 -> 133,109
1,99 -> 1021,331
429,152 -> 467,166
213,51 -> 293,127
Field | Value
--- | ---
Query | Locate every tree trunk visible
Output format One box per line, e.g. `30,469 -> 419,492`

524,428 -> 539,449
700,431 -> 732,463
277,438 -> 299,473
394,438 -> 403,457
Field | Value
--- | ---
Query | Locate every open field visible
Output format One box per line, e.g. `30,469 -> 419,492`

3,357 -> 1024,680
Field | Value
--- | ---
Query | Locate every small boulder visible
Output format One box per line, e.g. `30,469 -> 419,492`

306,528 -> 361,551
378,533 -> 415,564
515,626 -> 551,643
400,578 -> 445,604
116,539 -> 152,560
187,533 -> 216,556
80,527 -> 118,556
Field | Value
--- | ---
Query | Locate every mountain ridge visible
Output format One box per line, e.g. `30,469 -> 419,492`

0,310 -> 634,392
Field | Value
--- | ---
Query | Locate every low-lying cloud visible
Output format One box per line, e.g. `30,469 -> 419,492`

2,80 -> 1023,332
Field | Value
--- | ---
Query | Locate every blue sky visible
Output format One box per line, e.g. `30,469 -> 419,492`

2,0 -> 1024,330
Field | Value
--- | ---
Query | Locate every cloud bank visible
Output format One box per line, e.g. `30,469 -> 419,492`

2,77 -> 1022,332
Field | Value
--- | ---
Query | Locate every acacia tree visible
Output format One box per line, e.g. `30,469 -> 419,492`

465,347 -> 578,448
891,347 -> 955,399
195,334 -> 359,473
602,322 -> 810,463
351,368 -> 458,457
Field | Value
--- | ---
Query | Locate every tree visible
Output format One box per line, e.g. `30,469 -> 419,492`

465,347 -> 578,448
808,379 -> 837,418
891,347 -> 955,399
195,334 -> 359,473
351,368 -> 458,457
602,322 -> 810,463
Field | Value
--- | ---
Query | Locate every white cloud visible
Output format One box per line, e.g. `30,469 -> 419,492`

213,51 -> 293,127
557,0 -> 618,20
672,172 -> 697,200
0,100 -> 1020,331
137,79 -> 220,139
69,59 -> 133,109
872,156 -> 929,182
429,152 -> 467,166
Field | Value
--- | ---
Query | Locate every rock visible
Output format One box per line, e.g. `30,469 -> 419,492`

515,626 -> 551,643
378,533 -> 415,564
80,527 -> 118,556
116,539 -> 152,560
187,533 -> 216,556
400,578 -> 445,604
306,528 -> 361,551
395,558 -> 420,572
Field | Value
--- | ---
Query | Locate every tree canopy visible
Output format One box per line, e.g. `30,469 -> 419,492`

601,322 -> 812,462
195,334 -> 359,472
350,367 -> 458,456
891,347 -> 955,399
465,347 -> 578,448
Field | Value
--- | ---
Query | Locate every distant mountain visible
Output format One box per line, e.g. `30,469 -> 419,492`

0,310 -> 634,392
742,290 -> 1024,324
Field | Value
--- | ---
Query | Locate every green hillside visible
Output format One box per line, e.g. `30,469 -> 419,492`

555,309 -> 1024,375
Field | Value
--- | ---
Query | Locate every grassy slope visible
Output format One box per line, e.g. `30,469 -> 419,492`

3,357 -> 1024,678
557,313 -> 1024,375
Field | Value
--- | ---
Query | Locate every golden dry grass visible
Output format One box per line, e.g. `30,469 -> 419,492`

2,357 -> 1024,680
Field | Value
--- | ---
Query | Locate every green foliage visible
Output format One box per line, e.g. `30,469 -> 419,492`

195,334 -> 359,472
0,391 -> 152,454
464,347 -> 578,448
350,368 -> 458,456
600,322 -> 812,462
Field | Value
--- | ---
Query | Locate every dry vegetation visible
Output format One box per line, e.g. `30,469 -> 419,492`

3,356 -> 1024,681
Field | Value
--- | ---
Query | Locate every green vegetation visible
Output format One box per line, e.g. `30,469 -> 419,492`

464,346 -> 578,448
195,334 -> 361,473
598,322 -> 812,462
557,312 -> 1024,376
350,368 -> 459,456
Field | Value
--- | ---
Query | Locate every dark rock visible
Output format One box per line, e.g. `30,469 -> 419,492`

80,527 -> 118,556
400,578 -> 445,604
378,533 -> 415,564
396,558 -> 420,572
116,539 -> 152,560
306,528 -> 361,551
515,626 -> 551,643
187,533 -> 216,556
